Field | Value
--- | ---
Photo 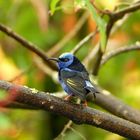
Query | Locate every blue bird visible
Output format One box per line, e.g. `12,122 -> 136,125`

48,53 -> 99,106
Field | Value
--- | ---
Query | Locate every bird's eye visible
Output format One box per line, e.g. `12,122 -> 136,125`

59,58 -> 69,62
63,58 -> 69,62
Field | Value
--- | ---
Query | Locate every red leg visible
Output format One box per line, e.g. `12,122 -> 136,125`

82,100 -> 88,107
64,95 -> 72,101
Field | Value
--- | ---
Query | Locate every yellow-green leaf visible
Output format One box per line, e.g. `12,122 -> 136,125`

85,0 -> 107,52
50,0 -> 61,15
74,0 -> 86,10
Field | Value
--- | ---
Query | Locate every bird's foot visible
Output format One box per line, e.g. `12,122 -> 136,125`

64,95 -> 72,101
82,100 -> 88,107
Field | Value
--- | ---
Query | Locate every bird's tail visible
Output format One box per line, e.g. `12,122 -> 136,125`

85,81 -> 100,99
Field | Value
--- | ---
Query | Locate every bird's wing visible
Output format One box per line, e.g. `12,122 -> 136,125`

60,68 -> 89,79
60,68 -> 88,100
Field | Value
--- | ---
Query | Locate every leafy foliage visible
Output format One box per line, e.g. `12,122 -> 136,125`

0,0 -> 140,140
50,0 -> 61,15
85,0 -> 107,52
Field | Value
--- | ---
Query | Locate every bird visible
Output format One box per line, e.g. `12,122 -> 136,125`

48,53 -> 99,106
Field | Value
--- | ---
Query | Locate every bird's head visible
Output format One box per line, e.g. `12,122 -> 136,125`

48,53 -> 74,69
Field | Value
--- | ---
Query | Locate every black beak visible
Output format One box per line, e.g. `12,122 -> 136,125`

47,58 -> 60,62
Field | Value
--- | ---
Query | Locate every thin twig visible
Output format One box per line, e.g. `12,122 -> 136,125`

54,100 -> 80,140
106,1 -> 140,36
83,15 -> 129,70
101,44 -> 140,66
91,1 -> 140,75
70,127 -> 86,140
112,2 -> 140,20
83,44 -> 100,68
71,28 -> 98,54
0,80 -> 140,139
0,23 -> 57,70
54,120 -> 73,140
47,11 -> 89,56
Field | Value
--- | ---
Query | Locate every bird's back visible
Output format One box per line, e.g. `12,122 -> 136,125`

68,57 -> 89,77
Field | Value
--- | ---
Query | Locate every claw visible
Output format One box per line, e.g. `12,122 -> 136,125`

64,95 -> 72,101
82,100 -> 88,107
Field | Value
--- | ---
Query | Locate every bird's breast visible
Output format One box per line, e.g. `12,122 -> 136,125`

58,70 -> 68,92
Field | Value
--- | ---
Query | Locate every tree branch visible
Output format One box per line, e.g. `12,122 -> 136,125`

112,2 -> 140,21
92,1 -> 140,75
6,102 -> 38,109
53,87 -> 140,125
54,120 -> 73,139
0,23 -> 57,70
0,80 -> 140,139
101,44 -> 140,66
71,29 -> 98,54
105,1 -> 140,37
94,92 -> 140,125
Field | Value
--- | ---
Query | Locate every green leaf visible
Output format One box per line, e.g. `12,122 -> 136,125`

50,0 -> 61,15
0,113 -> 11,130
85,0 -> 107,52
0,90 -> 7,100
74,0 -> 86,10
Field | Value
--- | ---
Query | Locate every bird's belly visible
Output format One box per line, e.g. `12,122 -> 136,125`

61,81 -> 67,91
59,79 -> 70,94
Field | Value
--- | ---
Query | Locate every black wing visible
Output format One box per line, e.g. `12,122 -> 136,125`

60,68 -> 89,100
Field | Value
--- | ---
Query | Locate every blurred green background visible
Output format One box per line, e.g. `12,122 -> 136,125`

0,0 -> 140,139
